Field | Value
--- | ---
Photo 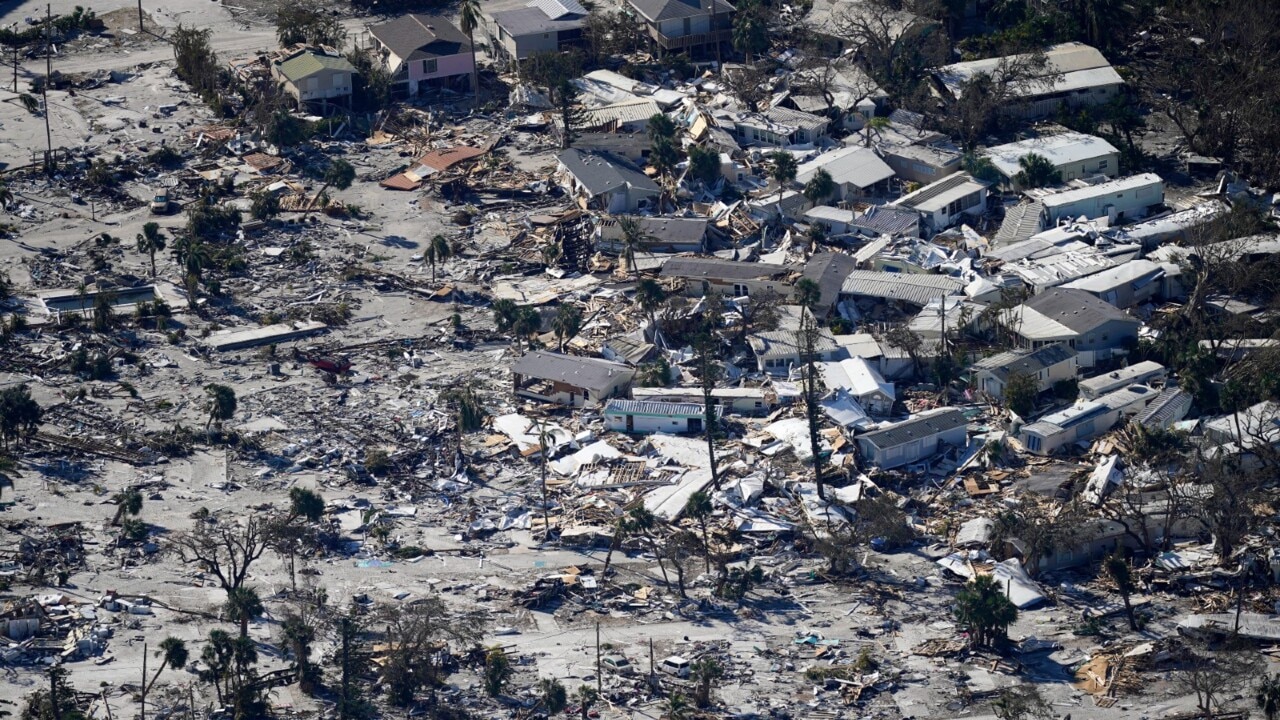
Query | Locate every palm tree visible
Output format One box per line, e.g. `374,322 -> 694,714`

136,222 -> 166,278
802,168 -> 835,206
143,637 -> 188,699
426,233 -> 452,283
574,685 -> 598,720
492,298 -> 519,332
1104,551 -> 1138,631
551,303 -> 582,351
862,115 -> 890,147
665,691 -> 691,720
141,637 -> 188,720
795,278 -> 821,310
635,278 -> 667,343
1257,675 -> 1280,720
1014,152 -> 1062,189
307,159 -> 355,215
225,586 -> 264,639
769,151 -> 797,208
684,491 -> 713,572
111,488 -> 143,526
616,216 -> 649,280
459,0 -> 482,109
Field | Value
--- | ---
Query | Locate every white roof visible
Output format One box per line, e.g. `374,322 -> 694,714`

804,206 -> 856,224
893,173 -> 988,213
1039,173 -> 1163,209
1006,250 -> 1117,289
935,42 -> 1123,100
528,0 -> 586,18
1062,259 -> 1164,293
796,146 -> 895,189
983,132 -> 1119,178
819,357 -> 895,400
1008,306 -> 1076,341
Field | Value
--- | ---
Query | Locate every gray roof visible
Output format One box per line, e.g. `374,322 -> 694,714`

512,351 -> 635,390
972,343 -> 1076,381
1022,287 -> 1137,334
369,15 -> 470,61
1135,387 -> 1191,430
660,257 -> 790,282
557,149 -> 659,196
605,399 -> 709,418
802,252 -> 857,312
749,327 -> 840,360
606,216 -> 707,246
858,408 -> 968,450
628,0 -> 735,22
850,205 -> 921,236
840,269 -> 963,306
492,6 -> 583,36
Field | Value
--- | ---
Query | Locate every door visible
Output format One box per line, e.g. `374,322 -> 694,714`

626,414 -> 634,432
688,417 -> 703,433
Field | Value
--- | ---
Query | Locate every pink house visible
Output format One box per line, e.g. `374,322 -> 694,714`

368,15 -> 473,96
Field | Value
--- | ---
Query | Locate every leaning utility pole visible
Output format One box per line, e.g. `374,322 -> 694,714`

595,622 -> 602,695
43,3 -> 53,171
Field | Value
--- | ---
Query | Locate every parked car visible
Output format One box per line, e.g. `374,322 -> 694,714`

601,655 -> 634,675
659,655 -> 689,678
150,190 -> 169,214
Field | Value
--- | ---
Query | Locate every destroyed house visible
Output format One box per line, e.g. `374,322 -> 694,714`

795,146 -> 896,201
271,48 -> 355,108
933,42 -> 1124,120
970,343 -> 1078,398
604,399 -> 719,434
659,257 -> 792,297
1002,287 -> 1140,364
1202,401 -> 1280,454
729,105 -> 830,147
627,0 -> 735,54
892,173 -> 989,236
819,356 -> 895,416
800,252 -> 857,316
1018,384 -> 1156,455
556,149 -> 660,213
598,216 -> 707,254
367,15 -> 473,96
485,0 -> 587,63
982,132 -> 1119,190
511,351 -> 635,408
855,408 -> 968,470
748,327 -> 841,375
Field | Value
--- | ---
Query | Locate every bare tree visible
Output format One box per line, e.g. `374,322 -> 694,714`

721,63 -> 772,113
378,598 -> 487,707
169,514 -> 269,593
1175,640 -> 1263,716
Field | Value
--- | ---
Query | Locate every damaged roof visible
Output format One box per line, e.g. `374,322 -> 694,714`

971,343 -> 1077,380
557,149 -> 659,196
661,257 -> 791,282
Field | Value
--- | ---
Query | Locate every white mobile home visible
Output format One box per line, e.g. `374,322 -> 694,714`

1078,361 -> 1166,399
630,386 -> 775,416
892,173 -> 989,236
855,408 -> 969,469
605,400 -> 716,434
1018,384 -> 1156,455
1038,173 -> 1164,225
983,132 -> 1119,190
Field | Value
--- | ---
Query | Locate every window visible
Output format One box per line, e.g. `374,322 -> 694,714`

1098,160 -> 1108,169
733,283 -> 749,296
683,17 -> 691,34
422,59 -> 437,74
1026,434 -> 1042,452
543,33 -> 551,38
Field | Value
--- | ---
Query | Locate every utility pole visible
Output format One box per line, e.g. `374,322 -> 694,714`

649,638 -> 655,681
48,666 -> 63,720
339,617 -> 351,720
43,3 -> 52,172
137,0 -> 144,34
140,642 -> 147,720
12,47 -> 16,93
595,622 -> 601,695
538,418 -> 550,541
